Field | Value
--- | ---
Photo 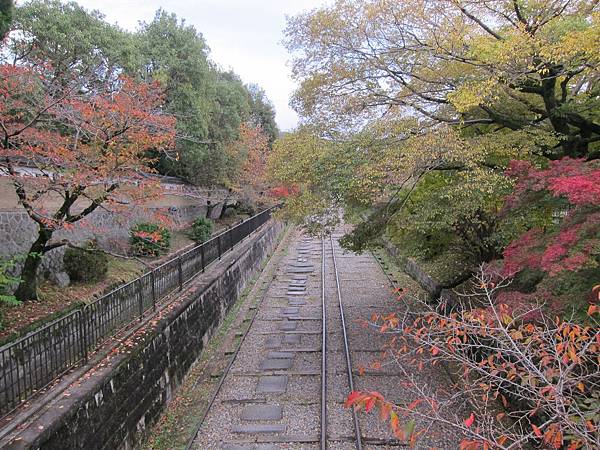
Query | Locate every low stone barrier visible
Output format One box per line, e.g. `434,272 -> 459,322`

380,238 -> 461,308
380,239 -> 442,298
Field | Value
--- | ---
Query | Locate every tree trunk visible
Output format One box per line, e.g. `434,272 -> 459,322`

219,201 -> 236,219
540,76 -> 579,157
14,228 -> 52,302
205,200 -> 216,219
218,190 -> 235,219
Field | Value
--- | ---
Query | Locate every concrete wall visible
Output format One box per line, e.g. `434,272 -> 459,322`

1,220 -> 283,450
0,176 -> 227,211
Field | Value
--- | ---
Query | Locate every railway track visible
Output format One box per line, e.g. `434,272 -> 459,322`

322,233 -> 404,449
187,229 -> 460,449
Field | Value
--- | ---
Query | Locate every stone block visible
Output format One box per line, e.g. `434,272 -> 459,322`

240,405 -> 283,421
49,271 -> 71,288
256,375 -> 288,393
260,358 -> 292,371
232,424 -> 286,434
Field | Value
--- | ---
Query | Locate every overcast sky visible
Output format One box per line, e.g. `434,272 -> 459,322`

73,0 -> 329,131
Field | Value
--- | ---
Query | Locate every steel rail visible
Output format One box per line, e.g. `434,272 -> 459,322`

330,235 -> 364,450
320,237 -> 328,450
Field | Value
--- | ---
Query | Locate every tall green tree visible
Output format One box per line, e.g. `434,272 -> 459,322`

135,10 -> 213,182
10,0 -> 136,88
135,10 -> 256,185
0,0 -> 13,39
247,83 -> 279,145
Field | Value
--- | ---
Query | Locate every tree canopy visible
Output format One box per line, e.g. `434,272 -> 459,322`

247,83 -> 279,145
270,0 -> 600,315
134,9 -> 278,185
8,0 -> 278,188
0,0 -> 13,38
285,0 -> 599,156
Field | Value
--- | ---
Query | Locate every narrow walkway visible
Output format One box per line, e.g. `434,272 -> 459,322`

188,229 -> 465,449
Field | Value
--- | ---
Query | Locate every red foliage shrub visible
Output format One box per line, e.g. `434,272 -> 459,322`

502,228 -> 543,275
505,157 -> 600,207
268,185 -> 298,198
502,159 -> 600,280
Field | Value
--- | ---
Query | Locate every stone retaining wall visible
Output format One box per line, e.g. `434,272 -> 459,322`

381,238 -> 459,305
0,201 -> 224,286
2,220 -> 284,450
381,238 -> 442,298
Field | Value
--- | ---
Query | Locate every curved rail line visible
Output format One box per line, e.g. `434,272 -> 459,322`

330,234 -> 364,450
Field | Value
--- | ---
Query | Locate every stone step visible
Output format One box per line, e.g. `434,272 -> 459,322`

240,405 -> 284,421
267,351 -> 294,359
232,424 -> 286,434
260,358 -> 293,371
256,375 -> 288,393
279,321 -> 297,331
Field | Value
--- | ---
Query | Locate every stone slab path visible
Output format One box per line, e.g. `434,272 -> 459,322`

189,229 -> 466,449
